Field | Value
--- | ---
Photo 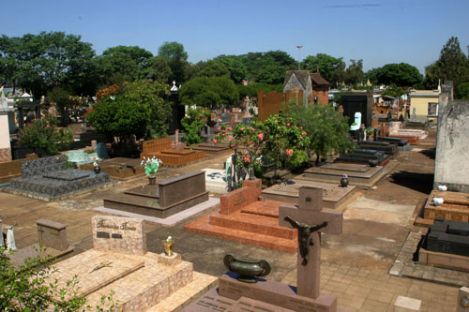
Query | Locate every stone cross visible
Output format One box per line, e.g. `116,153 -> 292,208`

279,186 -> 343,299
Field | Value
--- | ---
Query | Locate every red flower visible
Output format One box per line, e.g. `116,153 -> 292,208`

257,132 -> 264,141
285,149 -> 294,157
212,138 -> 218,144
243,153 -> 251,164
227,127 -> 232,131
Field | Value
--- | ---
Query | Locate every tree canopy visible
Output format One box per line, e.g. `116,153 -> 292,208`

179,76 -> 238,108
366,63 -> 423,87
157,41 -> 189,84
302,53 -> 346,87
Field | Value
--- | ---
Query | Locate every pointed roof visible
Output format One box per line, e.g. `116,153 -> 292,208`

284,70 -> 311,90
310,72 -> 329,86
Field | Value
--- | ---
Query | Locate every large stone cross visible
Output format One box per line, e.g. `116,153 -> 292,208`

279,186 -> 343,299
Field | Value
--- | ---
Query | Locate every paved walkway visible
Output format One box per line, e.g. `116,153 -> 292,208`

0,135 -> 462,311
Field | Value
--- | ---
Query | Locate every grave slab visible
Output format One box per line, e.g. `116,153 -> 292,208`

203,168 -> 228,194
261,179 -> 357,209
80,157 -> 145,181
417,190 -> 469,225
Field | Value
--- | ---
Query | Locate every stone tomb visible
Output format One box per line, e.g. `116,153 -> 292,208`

188,142 -> 231,154
4,155 -> 110,200
419,219 -> 469,271
81,157 -> 145,181
186,179 -> 298,252
416,190 -> 469,226
103,171 -> 209,218
297,162 -> 387,189
261,178 -> 356,209
141,137 -> 206,167
335,148 -> 389,166
203,168 -> 228,194
185,187 -> 343,312
46,215 -> 216,311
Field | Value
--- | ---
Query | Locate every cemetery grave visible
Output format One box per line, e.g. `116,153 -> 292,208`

415,189 -> 469,226
44,215 -> 216,311
418,219 -> 469,272
3,155 -> 110,200
103,171 -> 210,219
297,162 -> 392,189
185,179 -> 299,252
80,157 -> 145,181
185,187 -> 344,312
358,140 -> 398,157
0,153 -> 37,183
187,142 -> 231,154
141,137 -> 206,167
202,168 -> 228,194
260,178 -> 357,209
335,148 -> 390,166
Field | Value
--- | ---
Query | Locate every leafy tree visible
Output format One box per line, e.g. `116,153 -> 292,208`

158,41 -> 188,84
194,60 -> 230,78
214,55 -> 247,83
344,59 -> 364,86
425,36 -> 469,95
149,56 -> 172,83
97,45 -> 153,85
181,107 -> 209,144
19,118 -> 73,156
288,103 -> 354,165
87,80 -> 170,140
456,82 -> 469,100
180,76 -> 238,108
48,87 -> 71,125
241,51 -> 297,84
366,63 -> 423,87
302,53 -> 346,87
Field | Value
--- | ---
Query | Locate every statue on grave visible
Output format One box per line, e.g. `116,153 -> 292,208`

284,216 -> 328,266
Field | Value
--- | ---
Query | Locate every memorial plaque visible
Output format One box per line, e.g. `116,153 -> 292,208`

92,215 -> 146,255
97,231 -> 110,239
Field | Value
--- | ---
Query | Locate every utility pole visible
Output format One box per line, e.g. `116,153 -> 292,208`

296,45 -> 303,70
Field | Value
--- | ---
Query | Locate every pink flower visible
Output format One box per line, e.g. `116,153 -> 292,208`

227,127 -> 232,131
243,153 -> 251,164
217,127 -> 222,131
257,132 -> 264,141
227,135 -> 234,142
212,138 -> 218,144
285,149 -> 294,157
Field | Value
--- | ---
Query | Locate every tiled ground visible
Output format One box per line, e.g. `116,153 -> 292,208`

0,132 -> 464,311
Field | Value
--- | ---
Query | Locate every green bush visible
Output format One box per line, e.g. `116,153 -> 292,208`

181,107 -> 209,145
19,118 -> 73,156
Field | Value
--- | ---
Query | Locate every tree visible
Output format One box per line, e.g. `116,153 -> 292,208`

456,82 -> 469,100
367,63 -> 423,87
48,87 -> 71,125
344,59 -> 364,86
97,45 -> 153,85
180,76 -> 238,108
157,41 -> 188,83
149,56 -> 172,83
241,51 -> 297,84
181,107 -> 209,144
288,104 -> 354,165
19,118 -> 73,156
425,36 -> 469,95
87,80 -> 170,140
302,53 -> 346,87
214,55 -> 247,83
193,60 -> 230,78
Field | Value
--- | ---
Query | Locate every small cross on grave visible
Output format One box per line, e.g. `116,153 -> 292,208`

279,186 -> 343,299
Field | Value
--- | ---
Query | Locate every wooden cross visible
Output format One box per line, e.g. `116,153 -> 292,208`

279,186 -> 343,299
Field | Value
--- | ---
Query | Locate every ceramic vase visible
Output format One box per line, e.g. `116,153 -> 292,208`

340,177 -> 349,187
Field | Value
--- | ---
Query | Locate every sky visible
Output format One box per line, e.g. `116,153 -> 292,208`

2,0 -> 469,73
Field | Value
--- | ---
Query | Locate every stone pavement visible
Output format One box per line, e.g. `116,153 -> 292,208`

0,132 -> 463,311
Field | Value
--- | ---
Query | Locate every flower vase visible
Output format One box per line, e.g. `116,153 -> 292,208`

163,239 -> 174,256
248,166 -> 256,180
340,177 -> 349,187
94,165 -> 101,174
148,176 -> 156,185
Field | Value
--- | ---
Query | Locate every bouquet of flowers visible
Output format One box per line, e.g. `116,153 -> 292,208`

140,157 -> 162,177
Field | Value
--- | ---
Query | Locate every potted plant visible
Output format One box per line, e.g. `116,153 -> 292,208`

141,157 -> 162,185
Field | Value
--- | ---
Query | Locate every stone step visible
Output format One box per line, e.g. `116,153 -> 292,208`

209,211 -> 294,240
185,215 -> 296,253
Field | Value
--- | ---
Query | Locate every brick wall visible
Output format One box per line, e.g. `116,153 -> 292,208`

219,179 -> 262,215
258,90 -> 304,121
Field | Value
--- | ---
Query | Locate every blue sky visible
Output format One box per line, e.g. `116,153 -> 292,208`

2,0 -> 468,73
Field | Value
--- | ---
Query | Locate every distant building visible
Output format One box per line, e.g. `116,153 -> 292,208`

409,89 -> 441,122
283,70 -> 329,105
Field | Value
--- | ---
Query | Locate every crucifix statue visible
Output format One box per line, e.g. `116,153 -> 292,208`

279,186 -> 343,300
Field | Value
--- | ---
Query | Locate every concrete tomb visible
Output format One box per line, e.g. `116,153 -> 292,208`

80,157 -> 145,181
297,162 -> 388,189
103,170 -> 209,218
419,219 -> 469,271
185,187 -> 343,312
141,137 -> 206,167
416,190 -> 469,226
188,142 -> 231,154
335,148 -> 389,166
186,179 -> 298,252
261,178 -> 356,209
4,155 -> 110,200
358,140 -> 398,157
43,215 -> 216,311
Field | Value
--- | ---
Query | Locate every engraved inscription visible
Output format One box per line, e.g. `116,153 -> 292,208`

111,233 -> 123,239
96,231 -> 110,239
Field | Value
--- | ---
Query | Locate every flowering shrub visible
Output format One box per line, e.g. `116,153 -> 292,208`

141,157 -> 162,177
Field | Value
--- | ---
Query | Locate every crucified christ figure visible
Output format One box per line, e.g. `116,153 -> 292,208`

284,216 -> 328,266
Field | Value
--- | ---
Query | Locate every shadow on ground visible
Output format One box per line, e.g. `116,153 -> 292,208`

419,148 -> 436,160
389,171 -> 434,194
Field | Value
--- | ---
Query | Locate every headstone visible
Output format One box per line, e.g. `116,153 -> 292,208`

36,219 -> 69,251
425,220 -> 469,257
279,187 -> 343,299
6,225 -> 16,251
91,215 -> 146,255
458,287 -> 469,312
394,295 -> 421,312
